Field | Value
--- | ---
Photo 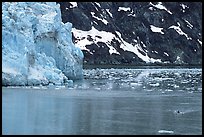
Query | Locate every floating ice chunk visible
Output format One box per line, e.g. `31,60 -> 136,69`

150,83 -> 160,87
32,86 -> 41,89
130,82 -> 142,86
173,85 -> 179,88
65,80 -> 74,87
55,85 -> 65,89
95,87 -> 101,90
158,130 -> 174,134
173,110 -> 184,115
198,87 -> 202,91
154,77 -> 173,81
165,89 -> 173,91
174,72 -> 180,76
48,83 -> 55,88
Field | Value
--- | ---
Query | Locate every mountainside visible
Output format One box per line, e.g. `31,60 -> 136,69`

59,2 -> 202,65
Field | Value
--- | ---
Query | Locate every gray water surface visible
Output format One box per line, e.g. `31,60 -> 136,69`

2,68 -> 202,135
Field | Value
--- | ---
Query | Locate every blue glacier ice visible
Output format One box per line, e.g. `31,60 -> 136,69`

2,2 -> 84,86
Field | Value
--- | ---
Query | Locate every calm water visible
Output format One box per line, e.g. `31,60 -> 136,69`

2,68 -> 202,135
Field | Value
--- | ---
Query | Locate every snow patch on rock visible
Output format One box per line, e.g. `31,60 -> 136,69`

168,22 -> 192,40
118,7 -> 131,12
150,2 -> 172,14
150,25 -> 164,34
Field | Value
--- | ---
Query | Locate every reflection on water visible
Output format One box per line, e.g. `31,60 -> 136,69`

2,68 -> 202,135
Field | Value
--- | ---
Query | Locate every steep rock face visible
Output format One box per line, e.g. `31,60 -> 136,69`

2,2 -> 84,86
59,2 -> 202,65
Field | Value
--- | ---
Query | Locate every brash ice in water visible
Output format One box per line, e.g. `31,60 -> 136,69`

78,68 -> 202,93
2,68 -> 202,135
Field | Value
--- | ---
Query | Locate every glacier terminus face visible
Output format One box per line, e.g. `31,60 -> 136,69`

2,2 -> 84,86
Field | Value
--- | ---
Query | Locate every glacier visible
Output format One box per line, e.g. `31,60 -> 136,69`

2,2 -> 84,86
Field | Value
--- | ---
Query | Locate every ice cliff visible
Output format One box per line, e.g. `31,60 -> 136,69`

2,2 -> 84,86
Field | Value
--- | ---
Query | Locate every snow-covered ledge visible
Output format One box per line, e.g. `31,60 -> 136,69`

2,2 -> 84,86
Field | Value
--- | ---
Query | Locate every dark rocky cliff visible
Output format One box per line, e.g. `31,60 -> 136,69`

58,2 -> 202,66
